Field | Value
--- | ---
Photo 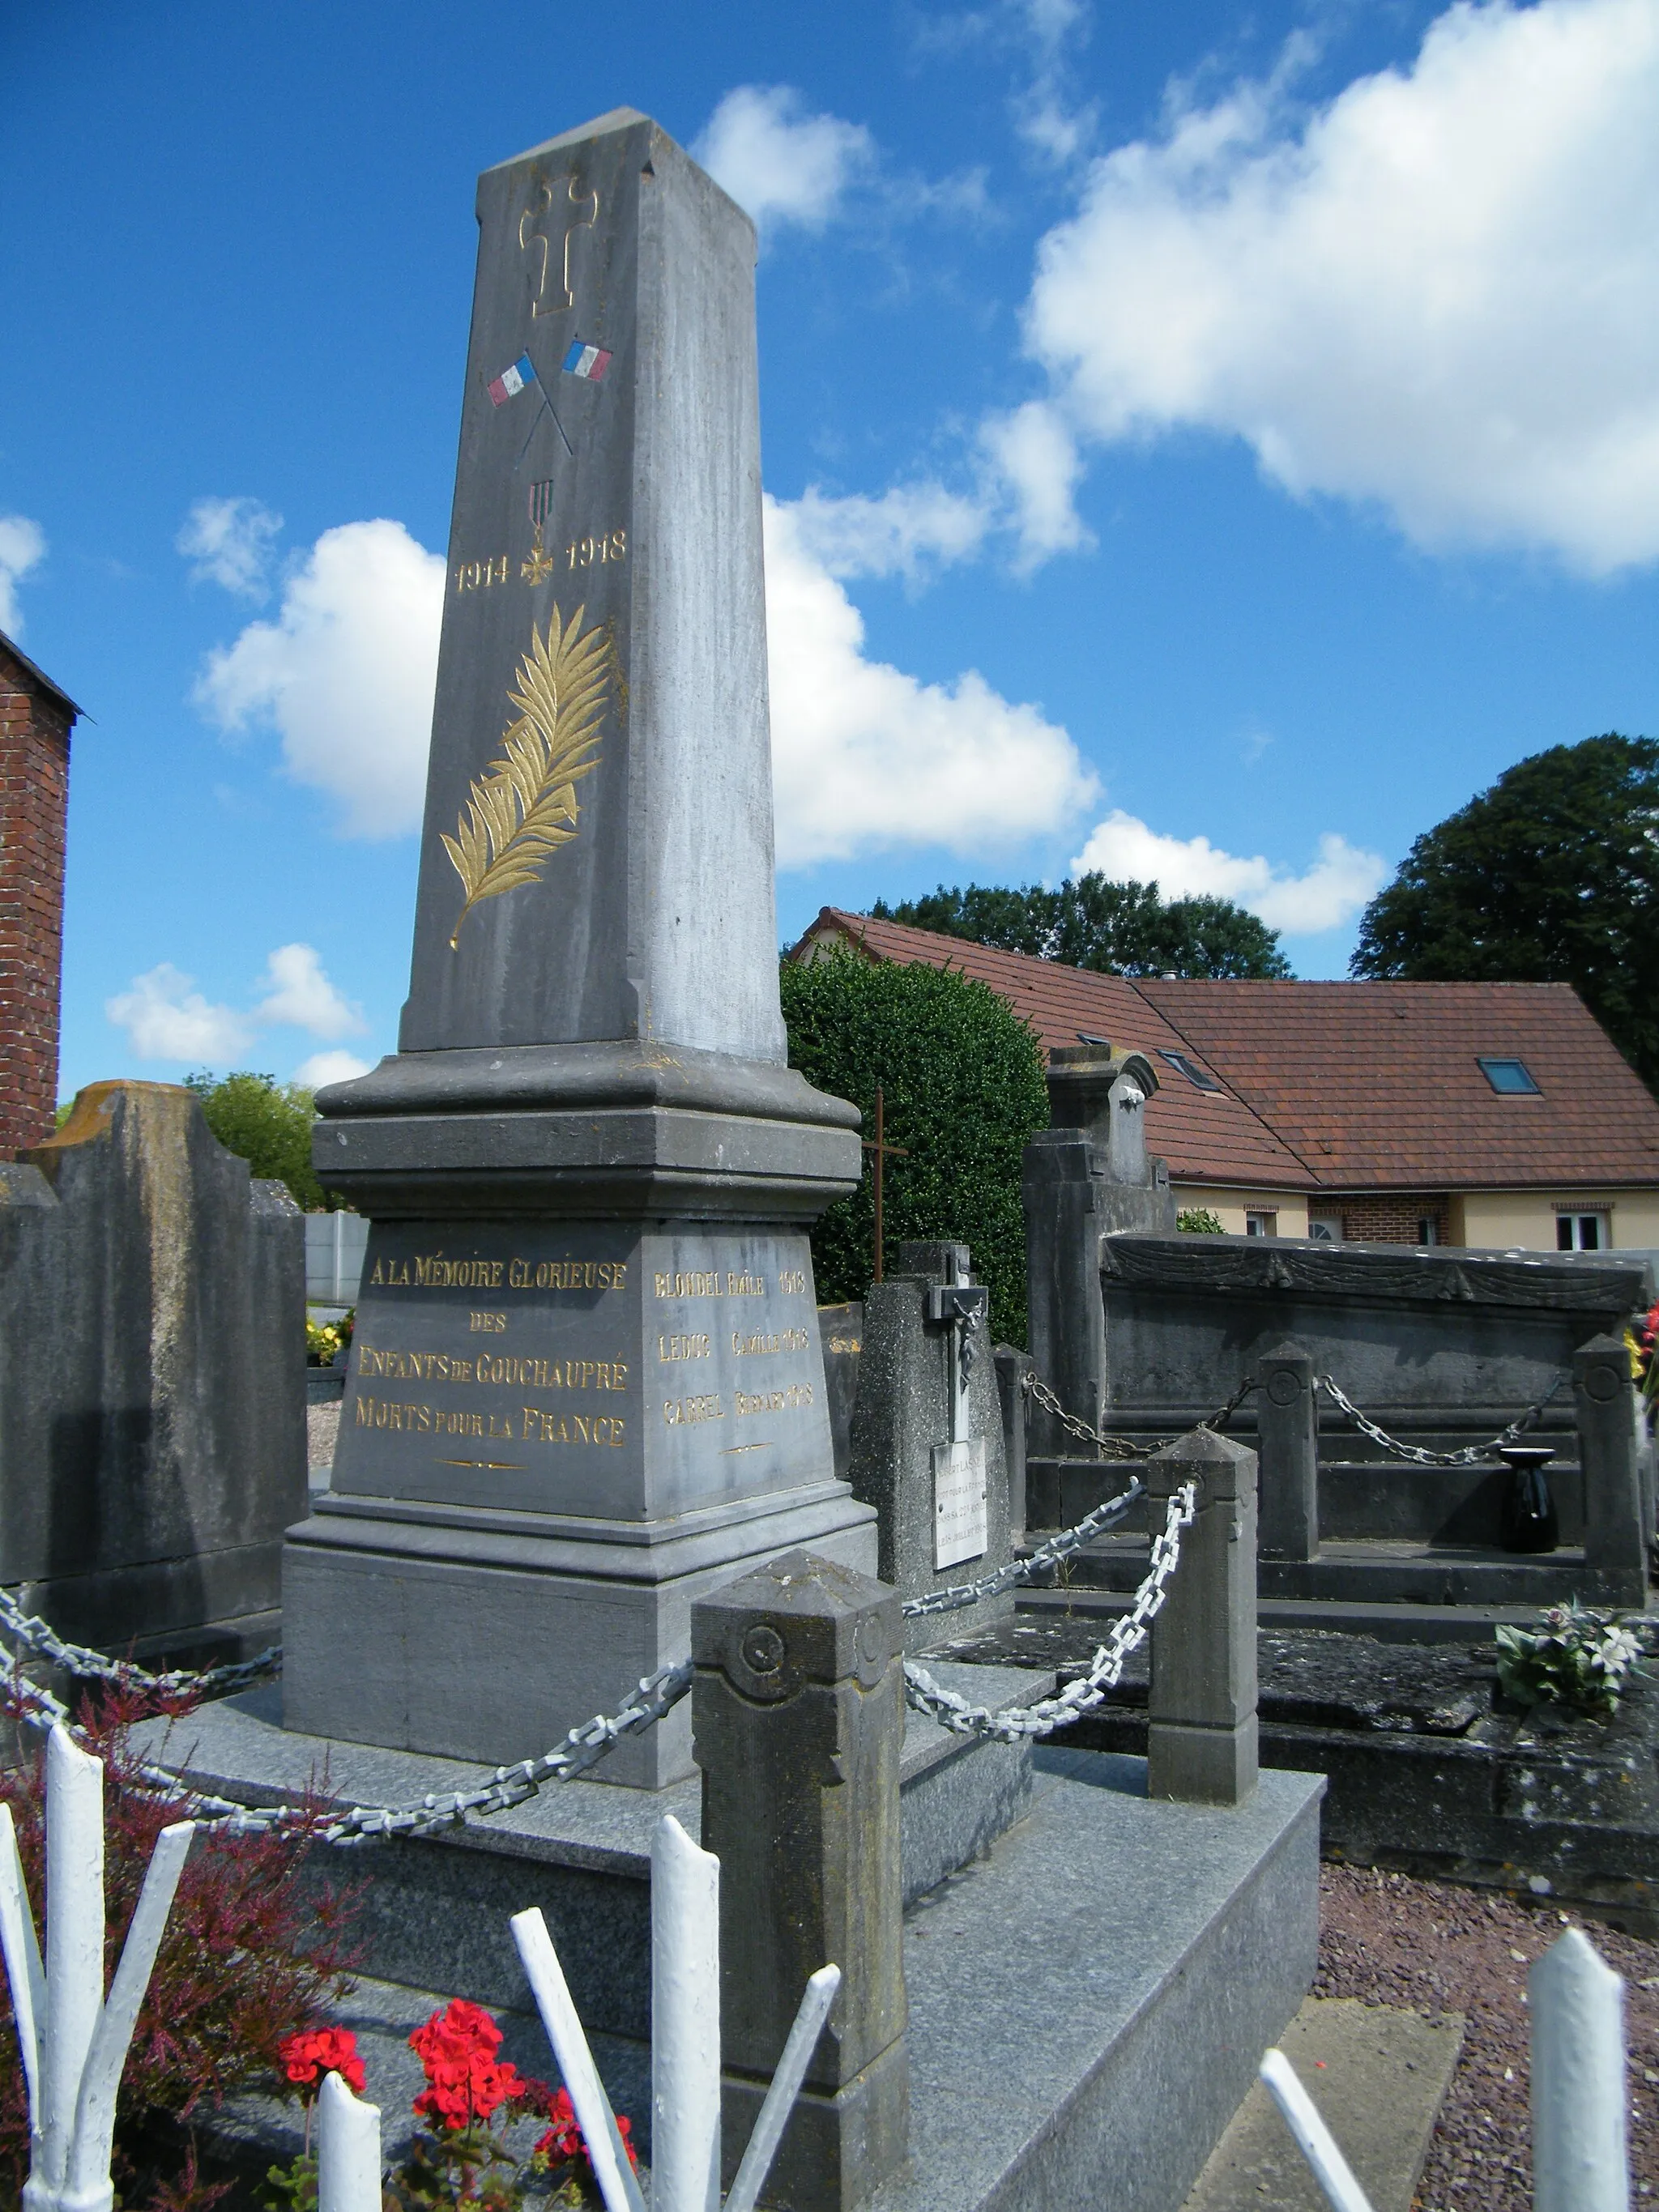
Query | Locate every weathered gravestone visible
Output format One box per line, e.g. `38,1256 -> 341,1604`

1022,1044 -> 1175,1460
0,1080 -> 305,1664
849,1241 -> 1013,1653
283,109 -> 876,1783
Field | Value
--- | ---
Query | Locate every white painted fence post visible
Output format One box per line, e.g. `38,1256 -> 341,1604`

1532,1925 -> 1630,2212
652,1814 -> 721,2212
316,2069 -> 382,2212
510,1814 -> 842,2212
0,1726 -> 193,2212
1258,2050 -> 1375,2212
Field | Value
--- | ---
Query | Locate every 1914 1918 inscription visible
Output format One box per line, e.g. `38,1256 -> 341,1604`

331,1221 -> 834,1525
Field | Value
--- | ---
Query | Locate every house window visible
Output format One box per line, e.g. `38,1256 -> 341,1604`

1308,1215 -> 1342,1243
1478,1057 -> 1541,1095
1417,1217 -> 1440,1246
1244,1211 -> 1277,1238
1158,1049 -> 1222,1093
1557,1212 -> 1608,1251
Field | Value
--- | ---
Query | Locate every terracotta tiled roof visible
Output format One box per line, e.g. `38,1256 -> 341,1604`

796,910 -> 1312,1191
797,910 -> 1659,1194
1136,978 -> 1659,1192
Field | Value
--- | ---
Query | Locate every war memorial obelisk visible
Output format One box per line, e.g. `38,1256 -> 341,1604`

283,110 -> 877,1786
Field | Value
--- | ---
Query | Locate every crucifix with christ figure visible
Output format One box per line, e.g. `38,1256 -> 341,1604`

863,1085 -> 908,1285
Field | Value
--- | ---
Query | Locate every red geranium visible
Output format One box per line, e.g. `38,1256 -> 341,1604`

535,2089 -> 638,2175
409,2001 -> 529,2132
279,2025 -> 366,2096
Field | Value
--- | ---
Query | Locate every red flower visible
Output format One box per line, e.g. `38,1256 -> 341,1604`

279,2026 -> 366,2095
408,2001 -> 528,2130
535,2091 -> 638,2173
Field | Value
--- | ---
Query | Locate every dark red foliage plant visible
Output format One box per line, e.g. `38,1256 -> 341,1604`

0,1681 -> 360,2212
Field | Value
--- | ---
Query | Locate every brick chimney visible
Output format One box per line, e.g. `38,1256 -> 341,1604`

0,630 -> 79,1157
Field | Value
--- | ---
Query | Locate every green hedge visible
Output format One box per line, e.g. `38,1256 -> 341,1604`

779,948 -> 1048,1345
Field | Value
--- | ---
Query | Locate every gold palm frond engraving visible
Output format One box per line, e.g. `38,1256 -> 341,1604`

442,603 -> 609,948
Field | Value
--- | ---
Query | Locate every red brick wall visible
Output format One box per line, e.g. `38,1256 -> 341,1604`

0,658 -> 74,1157
1333,1192 -> 1450,1246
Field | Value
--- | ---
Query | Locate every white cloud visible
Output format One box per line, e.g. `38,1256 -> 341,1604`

785,482 -> 989,582
294,1049 -> 373,1089
1070,812 -> 1388,935
177,496 -> 284,599
109,943 -> 372,1065
979,401 -> 1092,568
105,965 -> 254,1063
194,518 -> 444,836
695,86 -> 872,234
765,493 -> 1098,865
254,943 -> 366,1039
1022,0 -> 1659,572
1012,0 -> 1099,164
0,514 -> 46,636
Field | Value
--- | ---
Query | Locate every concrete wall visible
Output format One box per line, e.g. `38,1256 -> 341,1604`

1171,1186 -> 1311,1238
1176,1183 -> 1659,1252
1454,1188 -> 1659,1253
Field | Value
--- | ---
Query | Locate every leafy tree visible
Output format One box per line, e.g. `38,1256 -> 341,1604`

1177,1208 -> 1226,1234
781,948 -> 1049,1345
1350,735 -> 1659,1093
183,1071 -> 341,1212
870,872 -> 1291,978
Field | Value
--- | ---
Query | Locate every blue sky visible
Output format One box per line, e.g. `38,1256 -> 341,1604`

4,0 -> 1657,1097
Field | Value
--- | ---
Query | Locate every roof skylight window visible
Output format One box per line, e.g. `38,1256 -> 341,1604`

1158,1050 -> 1222,1093
1478,1056 -> 1540,1095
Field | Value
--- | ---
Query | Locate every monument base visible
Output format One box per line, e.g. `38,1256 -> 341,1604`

291,1076 -> 874,1784
283,1480 -> 876,1785
159,1697 -> 1320,2212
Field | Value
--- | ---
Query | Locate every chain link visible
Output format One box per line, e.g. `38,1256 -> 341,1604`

1021,1369 -> 1257,1460
0,1585 -> 281,1700
0,1605 -> 693,1846
903,1481 -> 1196,1741
902,1479 -> 1145,1618
1316,1373 -> 1567,1467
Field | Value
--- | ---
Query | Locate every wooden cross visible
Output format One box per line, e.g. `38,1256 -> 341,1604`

862,1085 -> 909,1285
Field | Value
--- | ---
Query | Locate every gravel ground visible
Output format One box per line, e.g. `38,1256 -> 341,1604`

1316,1862 -> 1659,2208
306,1400 -> 339,1472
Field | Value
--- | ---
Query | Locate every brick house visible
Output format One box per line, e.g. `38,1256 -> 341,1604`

1,630 -> 79,1157
794,908 -> 1659,1252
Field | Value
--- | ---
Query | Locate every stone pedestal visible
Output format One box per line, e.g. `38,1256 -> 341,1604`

282,110 -> 875,1780
693,1550 -> 909,2212
1256,1340 -> 1319,1562
1146,1428 -> 1260,1807
1022,1046 -> 1175,1456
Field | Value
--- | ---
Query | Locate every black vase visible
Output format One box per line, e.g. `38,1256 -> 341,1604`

1497,1442 -> 1559,1554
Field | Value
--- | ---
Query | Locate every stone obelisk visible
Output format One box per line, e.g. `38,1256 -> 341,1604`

282,110 -> 876,1786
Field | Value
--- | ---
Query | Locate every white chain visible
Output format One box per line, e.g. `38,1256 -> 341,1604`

0,1585 -> 280,1698
902,1481 -> 1197,1742
902,1479 -> 1145,1617
0,1614 -> 693,1846
1316,1373 -> 1566,1467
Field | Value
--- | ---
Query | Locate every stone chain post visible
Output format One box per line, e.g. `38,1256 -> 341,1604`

1144,1428 -> 1259,1806
1256,1341 -> 1318,1563
1574,1334 -> 1647,1603
692,1550 -> 909,2212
